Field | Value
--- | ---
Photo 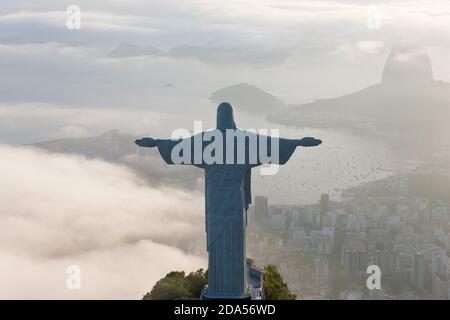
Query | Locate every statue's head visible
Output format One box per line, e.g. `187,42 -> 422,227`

216,102 -> 236,130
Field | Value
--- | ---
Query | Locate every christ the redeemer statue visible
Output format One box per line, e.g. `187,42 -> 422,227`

135,102 -> 322,299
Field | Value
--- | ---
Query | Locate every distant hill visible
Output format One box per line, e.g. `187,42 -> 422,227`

211,83 -> 285,115
109,41 -> 161,58
32,130 -> 202,190
33,130 -> 137,161
108,42 -> 289,66
268,41 -> 450,138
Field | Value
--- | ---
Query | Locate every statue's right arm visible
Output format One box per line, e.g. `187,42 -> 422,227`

135,137 -> 157,148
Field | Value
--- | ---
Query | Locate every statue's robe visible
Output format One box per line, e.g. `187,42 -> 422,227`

154,130 -> 298,298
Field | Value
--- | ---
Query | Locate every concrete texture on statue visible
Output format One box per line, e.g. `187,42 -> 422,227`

135,102 -> 322,299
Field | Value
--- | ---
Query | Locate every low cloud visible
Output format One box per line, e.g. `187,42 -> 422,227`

0,10 -> 158,34
0,144 -> 206,299
0,103 -> 172,144
333,41 -> 385,58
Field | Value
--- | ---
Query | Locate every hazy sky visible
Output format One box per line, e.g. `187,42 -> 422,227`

1,1 -> 450,106
1,0 -> 450,143
0,1 -> 449,142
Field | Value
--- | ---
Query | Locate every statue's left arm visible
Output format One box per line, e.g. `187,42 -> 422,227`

250,135 -> 322,167
297,137 -> 322,148
278,137 -> 322,164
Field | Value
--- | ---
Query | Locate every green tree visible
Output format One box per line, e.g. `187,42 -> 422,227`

143,269 -> 207,300
186,269 -> 208,296
263,265 -> 296,300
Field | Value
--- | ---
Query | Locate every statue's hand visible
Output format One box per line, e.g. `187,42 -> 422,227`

298,137 -> 322,147
135,138 -> 157,148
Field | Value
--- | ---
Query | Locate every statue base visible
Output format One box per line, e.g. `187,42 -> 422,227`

201,292 -> 251,300
199,258 -> 265,300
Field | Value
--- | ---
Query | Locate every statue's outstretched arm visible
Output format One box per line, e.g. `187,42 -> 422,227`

297,137 -> 322,147
135,137 -> 157,148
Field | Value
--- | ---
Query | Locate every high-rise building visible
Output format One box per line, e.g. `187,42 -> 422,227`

432,274 -> 447,299
350,250 -> 360,275
431,253 -> 448,299
413,251 -> 426,291
343,250 -> 351,273
313,256 -> 329,286
432,253 -> 447,277
320,194 -> 329,229
387,250 -> 398,273
359,250 -> 368,272
254,196 -> 268,222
